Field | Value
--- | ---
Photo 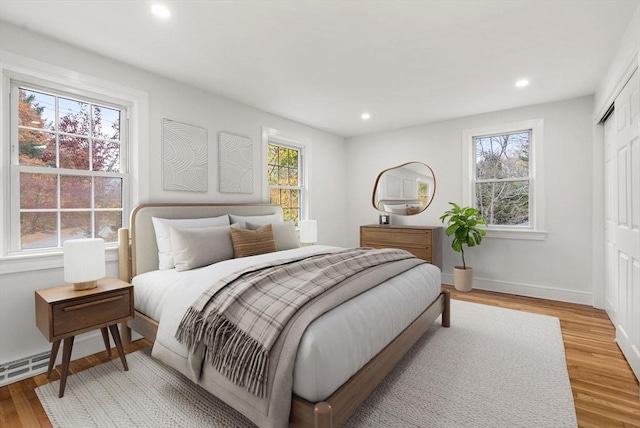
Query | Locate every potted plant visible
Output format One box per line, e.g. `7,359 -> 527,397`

439,202 -> 487,292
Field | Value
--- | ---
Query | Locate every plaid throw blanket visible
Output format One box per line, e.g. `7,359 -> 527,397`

175,247 -> 416,398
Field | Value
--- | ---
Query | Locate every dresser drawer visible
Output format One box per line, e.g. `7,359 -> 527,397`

52,290 -> 131,338
362,228 -> 431,246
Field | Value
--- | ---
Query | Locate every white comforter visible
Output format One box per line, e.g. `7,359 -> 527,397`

132,245 -> 441,401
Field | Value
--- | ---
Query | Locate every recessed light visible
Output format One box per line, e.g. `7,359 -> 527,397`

361,113 -> 371,120
515,79 -> 529,88
151,4 -> 171,18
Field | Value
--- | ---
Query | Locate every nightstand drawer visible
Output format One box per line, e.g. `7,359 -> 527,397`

52,290 -> 131,337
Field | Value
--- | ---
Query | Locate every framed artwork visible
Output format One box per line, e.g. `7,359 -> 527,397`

162,119 -> 208,192
219,131 -> 253,193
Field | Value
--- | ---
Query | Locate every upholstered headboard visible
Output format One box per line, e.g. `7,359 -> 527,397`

118,203 -> 283,280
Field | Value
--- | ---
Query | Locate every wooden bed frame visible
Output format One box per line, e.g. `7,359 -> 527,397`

118,203 -> 450,428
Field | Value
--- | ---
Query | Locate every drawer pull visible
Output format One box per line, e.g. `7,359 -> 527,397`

63,295 -> 123,311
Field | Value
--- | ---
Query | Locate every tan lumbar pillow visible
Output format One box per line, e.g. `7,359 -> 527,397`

230,224 -> 277,258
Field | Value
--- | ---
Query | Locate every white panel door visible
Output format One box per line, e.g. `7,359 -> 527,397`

608,68 -> 640,381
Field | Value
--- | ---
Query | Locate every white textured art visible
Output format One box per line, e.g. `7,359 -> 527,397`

219,132 -> 253,193
162,119 -> 208,192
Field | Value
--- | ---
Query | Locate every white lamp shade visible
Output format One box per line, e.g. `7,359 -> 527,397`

299,220 -> 318,244
63,238 -> 105,283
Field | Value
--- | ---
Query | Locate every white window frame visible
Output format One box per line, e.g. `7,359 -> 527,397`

0,52 -> 149,274
462,119 -> 546,240
261,127 -> 310,222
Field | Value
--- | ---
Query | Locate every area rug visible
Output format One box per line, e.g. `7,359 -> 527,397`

36,300 -> 577,427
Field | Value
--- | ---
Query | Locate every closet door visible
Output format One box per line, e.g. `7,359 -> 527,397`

607,68 -> 640,381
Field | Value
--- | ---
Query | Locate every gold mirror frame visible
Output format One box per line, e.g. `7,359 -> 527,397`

371,161 -> 436,216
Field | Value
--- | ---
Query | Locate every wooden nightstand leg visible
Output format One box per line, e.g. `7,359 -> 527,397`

100,327 -> 111,357
46,340 -> 61,379
59,336 -> 75,398
108,324 -> 128,371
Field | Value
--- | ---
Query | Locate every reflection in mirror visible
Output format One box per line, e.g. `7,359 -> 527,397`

372,162 -> 436,216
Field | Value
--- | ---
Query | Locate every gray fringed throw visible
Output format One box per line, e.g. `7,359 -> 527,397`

175,247 -> 416,398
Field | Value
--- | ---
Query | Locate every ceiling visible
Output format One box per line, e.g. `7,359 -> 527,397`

0,0 -> 637,137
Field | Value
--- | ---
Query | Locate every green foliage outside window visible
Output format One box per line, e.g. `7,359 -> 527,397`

268,143 -> 302,224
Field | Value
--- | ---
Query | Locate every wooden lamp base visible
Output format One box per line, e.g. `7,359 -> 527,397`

74,280 -> 98,291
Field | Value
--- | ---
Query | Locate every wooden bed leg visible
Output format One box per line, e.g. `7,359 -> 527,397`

442,290 -> 451,327
120,322 -> 132,346
313,402 -> 332,428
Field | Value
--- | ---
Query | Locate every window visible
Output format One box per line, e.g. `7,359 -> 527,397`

462,119 -> 545,240
267,142 -> 303,224
474,130 -> 530,226
417,180 -> 430,206
10,82 -> 128,252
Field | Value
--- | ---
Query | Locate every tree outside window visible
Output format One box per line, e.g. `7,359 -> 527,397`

474,131 -> 530,227
267,143 -> 302,224
15,86 -> 125,250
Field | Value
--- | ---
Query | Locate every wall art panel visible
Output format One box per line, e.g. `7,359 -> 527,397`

162,119 -> 208,192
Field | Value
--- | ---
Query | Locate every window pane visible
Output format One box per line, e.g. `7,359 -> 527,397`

59,97 -> 90,136
281,189 -> 291,207
278,148 -> 289,167
19,89 -> 55,131
475,132 -> 529,180
289,149 -> 299,168
61,211 -> 91,241
268,165 -> 277,186
21,212 -> 57,249
93,140 -> 120,172
61,175 -> 91,208
418,182 -> 429,205
291,189 -> 299,207
20,173 -> 57,209
290,208 -> 300,225
278,167 -> 289,185
95,177 -> 122,208
476,180 -> 529,226
269,188 -> 280,205
59,135 -> 90,170
18,130 -> 56,167
92,105 -> 120,140
95,211 -> 122,242
268,144 -> 278,165
289,167 -> 298,186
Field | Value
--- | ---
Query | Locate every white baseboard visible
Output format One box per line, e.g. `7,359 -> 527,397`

441,273 -> 593,306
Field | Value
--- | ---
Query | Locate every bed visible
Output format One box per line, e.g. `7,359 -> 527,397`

118,203 -> 450,428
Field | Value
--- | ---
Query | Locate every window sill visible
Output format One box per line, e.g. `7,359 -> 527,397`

483,229 -> 547,241
0,247 -> 119,275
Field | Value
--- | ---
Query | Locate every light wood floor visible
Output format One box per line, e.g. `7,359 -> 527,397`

1,287 -> 638,428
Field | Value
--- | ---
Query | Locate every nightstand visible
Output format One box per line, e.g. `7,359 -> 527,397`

35,277 -> 134,397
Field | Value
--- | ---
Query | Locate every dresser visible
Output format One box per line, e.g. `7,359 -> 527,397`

360,225 -> 442,270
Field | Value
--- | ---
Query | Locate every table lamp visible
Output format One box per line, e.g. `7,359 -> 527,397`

63,238 -> 106,290
299,220 -> 317,246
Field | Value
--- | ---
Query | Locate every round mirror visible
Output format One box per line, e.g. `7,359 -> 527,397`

372,162 -> 436,215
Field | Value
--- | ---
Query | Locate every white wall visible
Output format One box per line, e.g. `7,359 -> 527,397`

346,96 -> 595,305
0,22 -> 347,371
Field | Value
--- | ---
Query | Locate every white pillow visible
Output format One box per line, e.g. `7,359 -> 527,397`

246,221 -> 300,251
229,213 -> 283,229
152,215 -> 230,270
170,224 -> 235,272
383,203 -> 409,215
